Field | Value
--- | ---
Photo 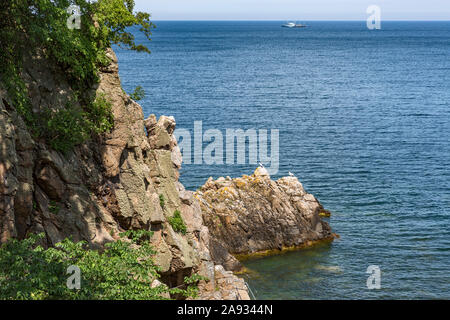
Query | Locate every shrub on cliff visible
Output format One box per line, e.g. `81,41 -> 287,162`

129,85 -> 146,101
0,0 -> 154,152
159,194 -> 166,208
0,231 -> 202,300
168,210 -> 187,235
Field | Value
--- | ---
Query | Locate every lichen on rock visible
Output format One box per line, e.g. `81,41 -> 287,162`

195,168 -> 335,269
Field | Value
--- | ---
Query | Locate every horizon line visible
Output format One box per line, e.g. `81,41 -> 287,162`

151,19 -> 450,22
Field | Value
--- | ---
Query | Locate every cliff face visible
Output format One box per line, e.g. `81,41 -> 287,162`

196,167 -> 335,270
0,49 -> 248,300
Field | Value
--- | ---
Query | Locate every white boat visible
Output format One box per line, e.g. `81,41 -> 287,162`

282,21 -> 307,28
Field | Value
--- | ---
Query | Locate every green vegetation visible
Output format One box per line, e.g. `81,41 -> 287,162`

182,274 -> 208,298
159,194 -> 165,208
129,85 -> 145,101
36,93 -> 114,153
0,0 -> 154,152
168,210 -> 187,235
0,2 -> 210,301
48,201 -> 60,215
87,94 -> 115,134
0,231 -> 204,300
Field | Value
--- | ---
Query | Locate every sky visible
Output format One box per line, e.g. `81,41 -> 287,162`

134,0 -> 450,21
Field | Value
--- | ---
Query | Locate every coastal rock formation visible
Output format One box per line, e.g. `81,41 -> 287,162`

0,46 -> 333,300
0,49 -> 248,300
195,167 -> 334,270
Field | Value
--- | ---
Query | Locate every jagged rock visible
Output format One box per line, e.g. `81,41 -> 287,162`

157,115 -> 176,135
207,265 -> 250,300
144,114 -> 157,136
196,168 -> 335,262
36,165 -> 66,201
152,238 -> 173,274
177,182 -> 194,205
208,237 -> 243,271
171,145 -> 183,169
149,193 -> 165,223
13,182 -> 34,238
147,115 -> 176,150
151,279 -> 170,299
0,97 -> 20,242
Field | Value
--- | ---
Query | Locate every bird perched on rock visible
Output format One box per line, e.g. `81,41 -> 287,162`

288,172 -> 295,177
254,165 -> 270,177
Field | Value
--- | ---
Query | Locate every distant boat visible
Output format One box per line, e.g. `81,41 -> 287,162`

282,21 -> 307,28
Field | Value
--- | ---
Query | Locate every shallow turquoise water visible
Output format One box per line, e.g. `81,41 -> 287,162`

115,21 -> 450,299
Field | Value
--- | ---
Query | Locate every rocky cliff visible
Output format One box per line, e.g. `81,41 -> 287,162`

0,48 -> 333,300
0,49 -> 248,300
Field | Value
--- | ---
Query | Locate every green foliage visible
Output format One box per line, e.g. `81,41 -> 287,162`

48,201 -> 60,215
0,231 -> 201,300
159,194 -> 165,208
87,94 -> 115,134
43,105 -> 90,153
0,67 -> 33,126
170,274 -> 208,299
0,0 -> 154,152
95,0 -> 153,53
129,85 -> 145,101
184,274 -> 208,285
120,229 -> 153,244
168,210 -> 187,235
168,274 -> 208,299
38,94 -> 113,153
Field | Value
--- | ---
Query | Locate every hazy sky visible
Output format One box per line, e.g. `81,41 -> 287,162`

134,0 -> 450,20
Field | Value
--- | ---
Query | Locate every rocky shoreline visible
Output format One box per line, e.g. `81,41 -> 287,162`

0,48 -> 334,300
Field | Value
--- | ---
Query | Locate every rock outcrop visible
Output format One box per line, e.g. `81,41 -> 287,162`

0,49 -> 249,300
195,167 -> 335,271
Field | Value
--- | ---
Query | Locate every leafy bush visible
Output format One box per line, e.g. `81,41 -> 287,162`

86,94 -> 115,134
36,94 -> 113,153
0,0 -> 154,152
0,231 -> 203,300
168,210 -> 187,235
43,106 -> 90,153
48,201 -> 61,215
129,86 -> 145,101
159,194 -> 165,208
179,274 -> 209,299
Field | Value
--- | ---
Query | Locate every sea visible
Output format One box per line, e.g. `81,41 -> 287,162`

114,21 -> 450,299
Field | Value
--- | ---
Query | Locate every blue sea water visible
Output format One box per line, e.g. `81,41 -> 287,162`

114,21 -> 450,300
